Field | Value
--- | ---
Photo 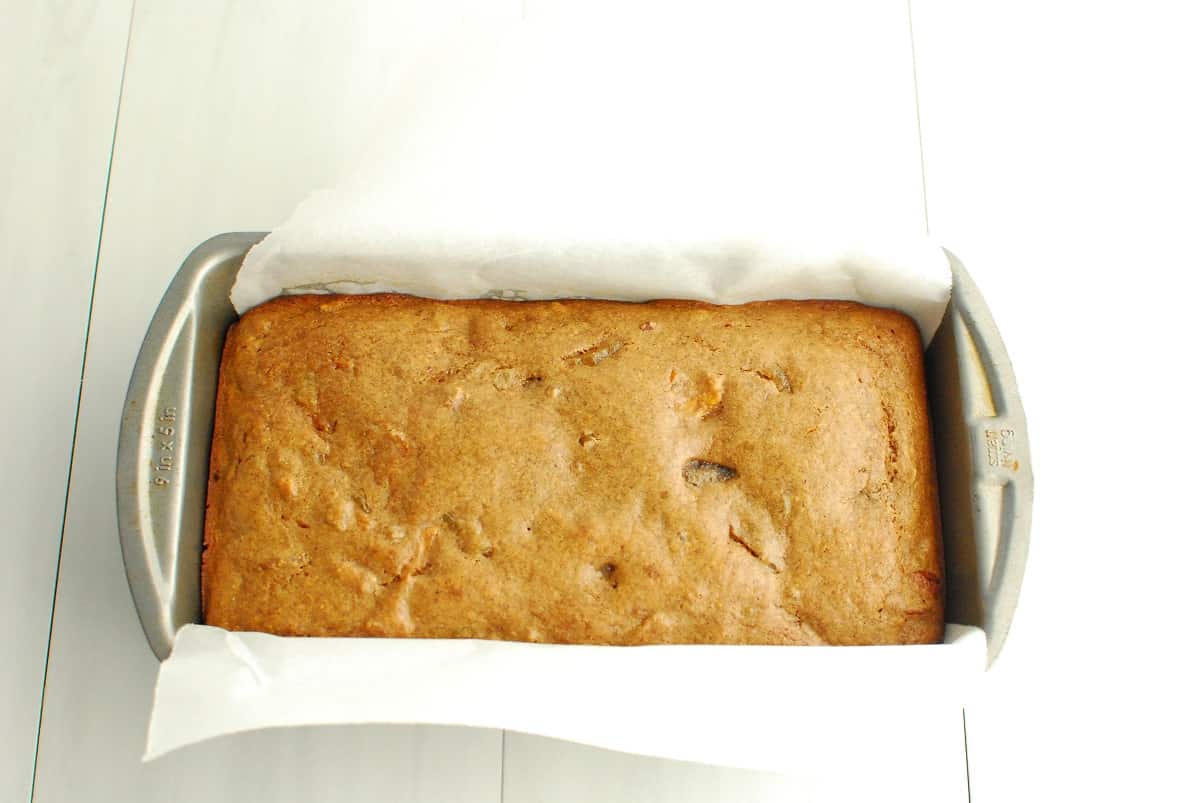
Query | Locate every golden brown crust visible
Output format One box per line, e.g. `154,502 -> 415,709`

203,294 -> 943,645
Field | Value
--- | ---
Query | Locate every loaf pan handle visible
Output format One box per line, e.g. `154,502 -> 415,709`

945,249 -> 1034,667
117,233 -> 260,660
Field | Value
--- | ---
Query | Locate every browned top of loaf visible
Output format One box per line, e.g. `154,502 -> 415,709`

202,294 -> 943,645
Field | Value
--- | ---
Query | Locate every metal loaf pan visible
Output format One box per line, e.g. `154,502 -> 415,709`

117,232 -> 1033,665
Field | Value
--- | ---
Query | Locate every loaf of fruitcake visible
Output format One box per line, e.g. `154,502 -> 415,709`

202,294 -> 943,645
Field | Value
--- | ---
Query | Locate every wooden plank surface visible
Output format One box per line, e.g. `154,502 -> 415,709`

0,2 -> 132,800
503,716 -> 967,803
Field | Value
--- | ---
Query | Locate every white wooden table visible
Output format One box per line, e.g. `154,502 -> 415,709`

4,3 -> 1197,802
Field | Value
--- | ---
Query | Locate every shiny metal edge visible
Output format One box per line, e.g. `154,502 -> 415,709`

116,232 -> 264,660
943,249 -> 1034,667
117,235 -> 1032,665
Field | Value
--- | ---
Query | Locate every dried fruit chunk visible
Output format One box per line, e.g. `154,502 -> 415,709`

682,459 -> 738,487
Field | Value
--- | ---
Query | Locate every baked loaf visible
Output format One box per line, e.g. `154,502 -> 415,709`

203,295 -> 943,645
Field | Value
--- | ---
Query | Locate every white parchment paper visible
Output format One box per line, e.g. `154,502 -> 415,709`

231,17 -> 950,341
148,16 -> 977,767
150,625 -> 984,768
